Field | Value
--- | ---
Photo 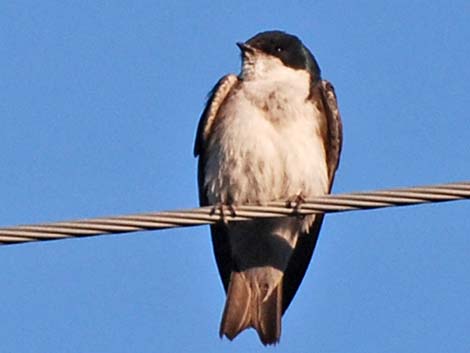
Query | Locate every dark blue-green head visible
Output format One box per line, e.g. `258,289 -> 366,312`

237,30 -> 321,83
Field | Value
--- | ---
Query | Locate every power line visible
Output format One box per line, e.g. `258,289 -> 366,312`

0,181 -> 469,246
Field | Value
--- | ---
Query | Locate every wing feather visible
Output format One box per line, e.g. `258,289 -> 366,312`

281,79 -> 343,312
194,74 -> 239,292
193,74 -> 238,157
321,80 -> 343,185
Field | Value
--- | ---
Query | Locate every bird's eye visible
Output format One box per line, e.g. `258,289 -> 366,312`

275,46 -> 283,52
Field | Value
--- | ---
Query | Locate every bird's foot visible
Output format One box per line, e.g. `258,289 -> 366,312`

209,203 -> 237,224
286,192 -> 306,217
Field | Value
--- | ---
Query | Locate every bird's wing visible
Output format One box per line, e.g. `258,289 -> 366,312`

193,74 -> 238,158
194,74 -> 239,291
320,80 -> 343,184
281,79 -> 343,313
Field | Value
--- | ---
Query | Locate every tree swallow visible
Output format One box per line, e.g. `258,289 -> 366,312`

194,30 -> 342,345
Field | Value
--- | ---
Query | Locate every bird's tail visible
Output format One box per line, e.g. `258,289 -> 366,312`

219,271 -> 282,345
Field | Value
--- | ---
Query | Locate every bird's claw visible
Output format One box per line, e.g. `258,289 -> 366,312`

286,192 -> 306,217
210,203 -> 237,224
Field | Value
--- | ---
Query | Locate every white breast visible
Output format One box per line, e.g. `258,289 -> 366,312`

204,65 -> 329,206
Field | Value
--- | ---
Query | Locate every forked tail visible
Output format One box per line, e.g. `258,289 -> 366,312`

219,271 -> 282,345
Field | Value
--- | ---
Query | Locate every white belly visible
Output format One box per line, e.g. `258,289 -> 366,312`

203,81 -> 329,206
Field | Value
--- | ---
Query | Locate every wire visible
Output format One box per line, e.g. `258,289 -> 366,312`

0,181 -> 469,246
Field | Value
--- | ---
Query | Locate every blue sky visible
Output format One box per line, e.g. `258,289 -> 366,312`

1,1 -> 470,352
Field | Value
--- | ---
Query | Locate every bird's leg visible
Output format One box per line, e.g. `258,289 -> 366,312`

286,191 -> 306,218
209,203 -> 237,224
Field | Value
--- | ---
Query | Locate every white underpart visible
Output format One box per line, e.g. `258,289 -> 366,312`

204,52 -> 329,298
205,53 -> 328,208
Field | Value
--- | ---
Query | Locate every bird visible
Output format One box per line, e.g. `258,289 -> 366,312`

193,30 -> 342,345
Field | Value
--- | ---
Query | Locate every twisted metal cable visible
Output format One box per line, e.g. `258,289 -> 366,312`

0,181 -> 469,246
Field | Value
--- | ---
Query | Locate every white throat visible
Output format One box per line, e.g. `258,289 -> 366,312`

241,52 -> 309,86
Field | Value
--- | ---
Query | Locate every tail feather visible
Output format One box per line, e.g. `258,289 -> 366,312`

219,272 -> 252,338
257,282 -> 281,345
220,272 -> 282,345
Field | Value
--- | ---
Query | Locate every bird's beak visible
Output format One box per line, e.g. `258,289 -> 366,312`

236,42 -> 255,54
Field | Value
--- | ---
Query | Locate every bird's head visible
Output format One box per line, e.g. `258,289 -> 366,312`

237,31 -> 321,82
